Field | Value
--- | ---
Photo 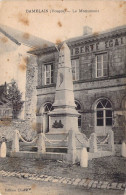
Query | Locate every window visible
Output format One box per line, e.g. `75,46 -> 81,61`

96,53 -> 108,78
75,100 -> 81,128
42,103 -> 54,133
71,59 -> 79,81
44,64 -> 53,85
96,99 -> 112,127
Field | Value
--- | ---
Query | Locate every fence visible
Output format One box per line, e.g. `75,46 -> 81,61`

12,130 -> 69,153
12,130 -> 88,163
11,129 -> 115,163
89,129 -> 115,153
12,130 -> 38,153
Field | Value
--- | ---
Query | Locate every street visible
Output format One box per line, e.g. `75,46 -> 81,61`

0,176 -> 124,195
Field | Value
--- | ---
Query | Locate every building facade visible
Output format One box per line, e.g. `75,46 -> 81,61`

29,26 -> 126,143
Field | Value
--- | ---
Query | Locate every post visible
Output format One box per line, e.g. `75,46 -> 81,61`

89,133 -> 97,152
43,114 -> 47,133
108,130 -> 115,152
121,142 -> 126,157
12,130 -> 19,152
80,148 -> 88,167
0,142 -> 7,158
67,130 -> 76,164
37,133 -> 46,153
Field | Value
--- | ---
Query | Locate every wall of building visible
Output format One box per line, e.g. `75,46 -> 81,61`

36,78 -> 126,142
24,54 -> 38,135
69,37 -> 126,80
35,27 -> 126,143
0,120 -> 37,142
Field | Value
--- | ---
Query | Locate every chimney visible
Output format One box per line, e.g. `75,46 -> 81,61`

83,26 -> 92,36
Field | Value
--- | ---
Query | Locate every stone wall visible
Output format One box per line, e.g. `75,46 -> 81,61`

36,78 -> 126,143
75,45 -> 126,80
74,86 -> 126,143
24,55 -> 38,134
109,46 -> 126,76
0,120 -> 37,141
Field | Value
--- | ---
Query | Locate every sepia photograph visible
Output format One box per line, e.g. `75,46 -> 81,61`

0,0 -> 126,194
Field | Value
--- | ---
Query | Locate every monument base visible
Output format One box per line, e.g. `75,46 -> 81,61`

45,132 -> 89,148
49,107 -> 80,134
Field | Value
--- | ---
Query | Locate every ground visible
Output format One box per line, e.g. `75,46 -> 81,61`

0,156 -> 125,194
0,175 -> 124,195
0,156 -> 125,183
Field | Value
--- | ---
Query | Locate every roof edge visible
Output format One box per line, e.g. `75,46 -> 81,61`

28,25 -> 126,56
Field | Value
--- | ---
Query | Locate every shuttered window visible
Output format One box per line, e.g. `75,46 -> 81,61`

44,64 -> 53,85
96,53 -> 108,78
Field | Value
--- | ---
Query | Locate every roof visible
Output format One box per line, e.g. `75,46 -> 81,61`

67,25 -> 126,43
0,24 -> 55,49
29,25 -> 126,55
66,25 -> 126,46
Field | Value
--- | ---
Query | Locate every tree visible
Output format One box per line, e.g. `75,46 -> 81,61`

5,80 -> 24,119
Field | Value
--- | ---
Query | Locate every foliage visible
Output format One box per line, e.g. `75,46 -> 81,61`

5,80 -> 24,119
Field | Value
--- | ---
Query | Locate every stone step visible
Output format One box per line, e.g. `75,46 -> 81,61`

46,147 -> 67,153
9,151 -> 67,161
97,144 -> 110,152
9,149 -> 115,162
88,151 -> 115,160
20,144 -> 67,153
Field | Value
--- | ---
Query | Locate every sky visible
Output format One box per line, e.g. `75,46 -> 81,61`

0,0 -> 125,43
0,0 -> 126,97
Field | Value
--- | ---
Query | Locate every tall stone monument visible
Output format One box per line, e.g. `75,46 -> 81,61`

46,42 -> 88,161
49,42 -> 80,134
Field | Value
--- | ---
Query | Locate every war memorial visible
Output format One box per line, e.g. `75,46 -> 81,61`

11,41 -> 116,164
0,25 -> 126,194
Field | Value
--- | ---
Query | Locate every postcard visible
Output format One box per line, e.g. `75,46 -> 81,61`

0,0 -> 126,195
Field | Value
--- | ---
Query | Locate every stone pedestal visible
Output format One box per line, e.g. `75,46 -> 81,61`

37,133 -> 46,153
49,114 -> 79,133
108,130 -> 115,152
12,130 -> 19,152
67,130 -> 76,163
80,148 -> 88,167
89,133 -> 97,152
0,142 -> 7,158
121,142 -> 126,157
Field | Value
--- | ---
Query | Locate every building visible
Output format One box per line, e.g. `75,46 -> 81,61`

0,24 -> 55,121
0,25 -> 54,140
28,25 -> 126,143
